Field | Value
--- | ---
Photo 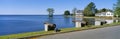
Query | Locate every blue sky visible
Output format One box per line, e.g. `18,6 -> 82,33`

0,0 -> 117,15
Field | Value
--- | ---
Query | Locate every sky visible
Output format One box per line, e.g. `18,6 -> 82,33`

0,0 -> 117,15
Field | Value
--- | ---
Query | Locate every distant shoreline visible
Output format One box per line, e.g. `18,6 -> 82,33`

0,15 -> 63,16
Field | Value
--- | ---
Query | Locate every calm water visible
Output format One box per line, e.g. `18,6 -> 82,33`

0,15 -> 75,35
0,15 -> 119,36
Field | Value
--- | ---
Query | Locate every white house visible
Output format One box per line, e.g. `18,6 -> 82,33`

75,10 -> 84,17
95,11 -> 114,17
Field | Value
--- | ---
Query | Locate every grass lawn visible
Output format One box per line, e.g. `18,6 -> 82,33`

0,22 -> 120,39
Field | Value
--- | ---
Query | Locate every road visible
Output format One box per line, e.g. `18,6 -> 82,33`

37,26 -> 120,39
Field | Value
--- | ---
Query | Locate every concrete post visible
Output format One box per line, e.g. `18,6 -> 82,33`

75,22 -> 81,27
95,21 -> 101,26
44,23 -> 49,31
116,20 -> 118,23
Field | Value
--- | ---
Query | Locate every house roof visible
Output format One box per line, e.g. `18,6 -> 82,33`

96,12 -> 106,15
95,11 -> 113,15
77,10 -> 83,13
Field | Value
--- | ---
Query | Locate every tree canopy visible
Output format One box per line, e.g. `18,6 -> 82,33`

114,0 -> 120,16
100,8 -> 108,12
95,8 -> 113,13
64,10 -> 70,16
47,8 -> 54,17
72,8 -> 77,16
83,2 -> 96,16
98,8 -> 109,13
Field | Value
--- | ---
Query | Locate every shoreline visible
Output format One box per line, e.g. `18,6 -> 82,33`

1,22 -> 120,39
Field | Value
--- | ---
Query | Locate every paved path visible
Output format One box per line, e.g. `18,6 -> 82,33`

37,26 -> 120,39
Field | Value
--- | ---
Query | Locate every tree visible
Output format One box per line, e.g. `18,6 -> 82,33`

114,0 -> 120,16
99,8 -> 108,12
97,8 -> 112,13
95,8 -> 99,13
114,7 -> 120,16
83,2 -> 96,16
47,8 -> 54,17
72,8 -> 77,16
108,9 -> 113,12
64,10 -> 70,16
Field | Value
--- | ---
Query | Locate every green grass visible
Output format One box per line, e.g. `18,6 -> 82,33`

0,31 -> 56,39
1,22 -> 120,39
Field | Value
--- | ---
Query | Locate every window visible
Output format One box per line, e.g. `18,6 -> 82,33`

107,14 -> 110,15
111,14 -> 113,15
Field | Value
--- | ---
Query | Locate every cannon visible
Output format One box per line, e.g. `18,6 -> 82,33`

81,21 -> 88,27
44,22 -> 56,31
101,21 -> 107,25
47,24 -> 56,31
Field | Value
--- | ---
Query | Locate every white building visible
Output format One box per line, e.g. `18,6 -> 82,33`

75,10 -> 84,17
95,11 -> 114,17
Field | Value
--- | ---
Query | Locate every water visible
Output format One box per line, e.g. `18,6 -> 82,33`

0,15 -> 119,36
0,15 -> 75,35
